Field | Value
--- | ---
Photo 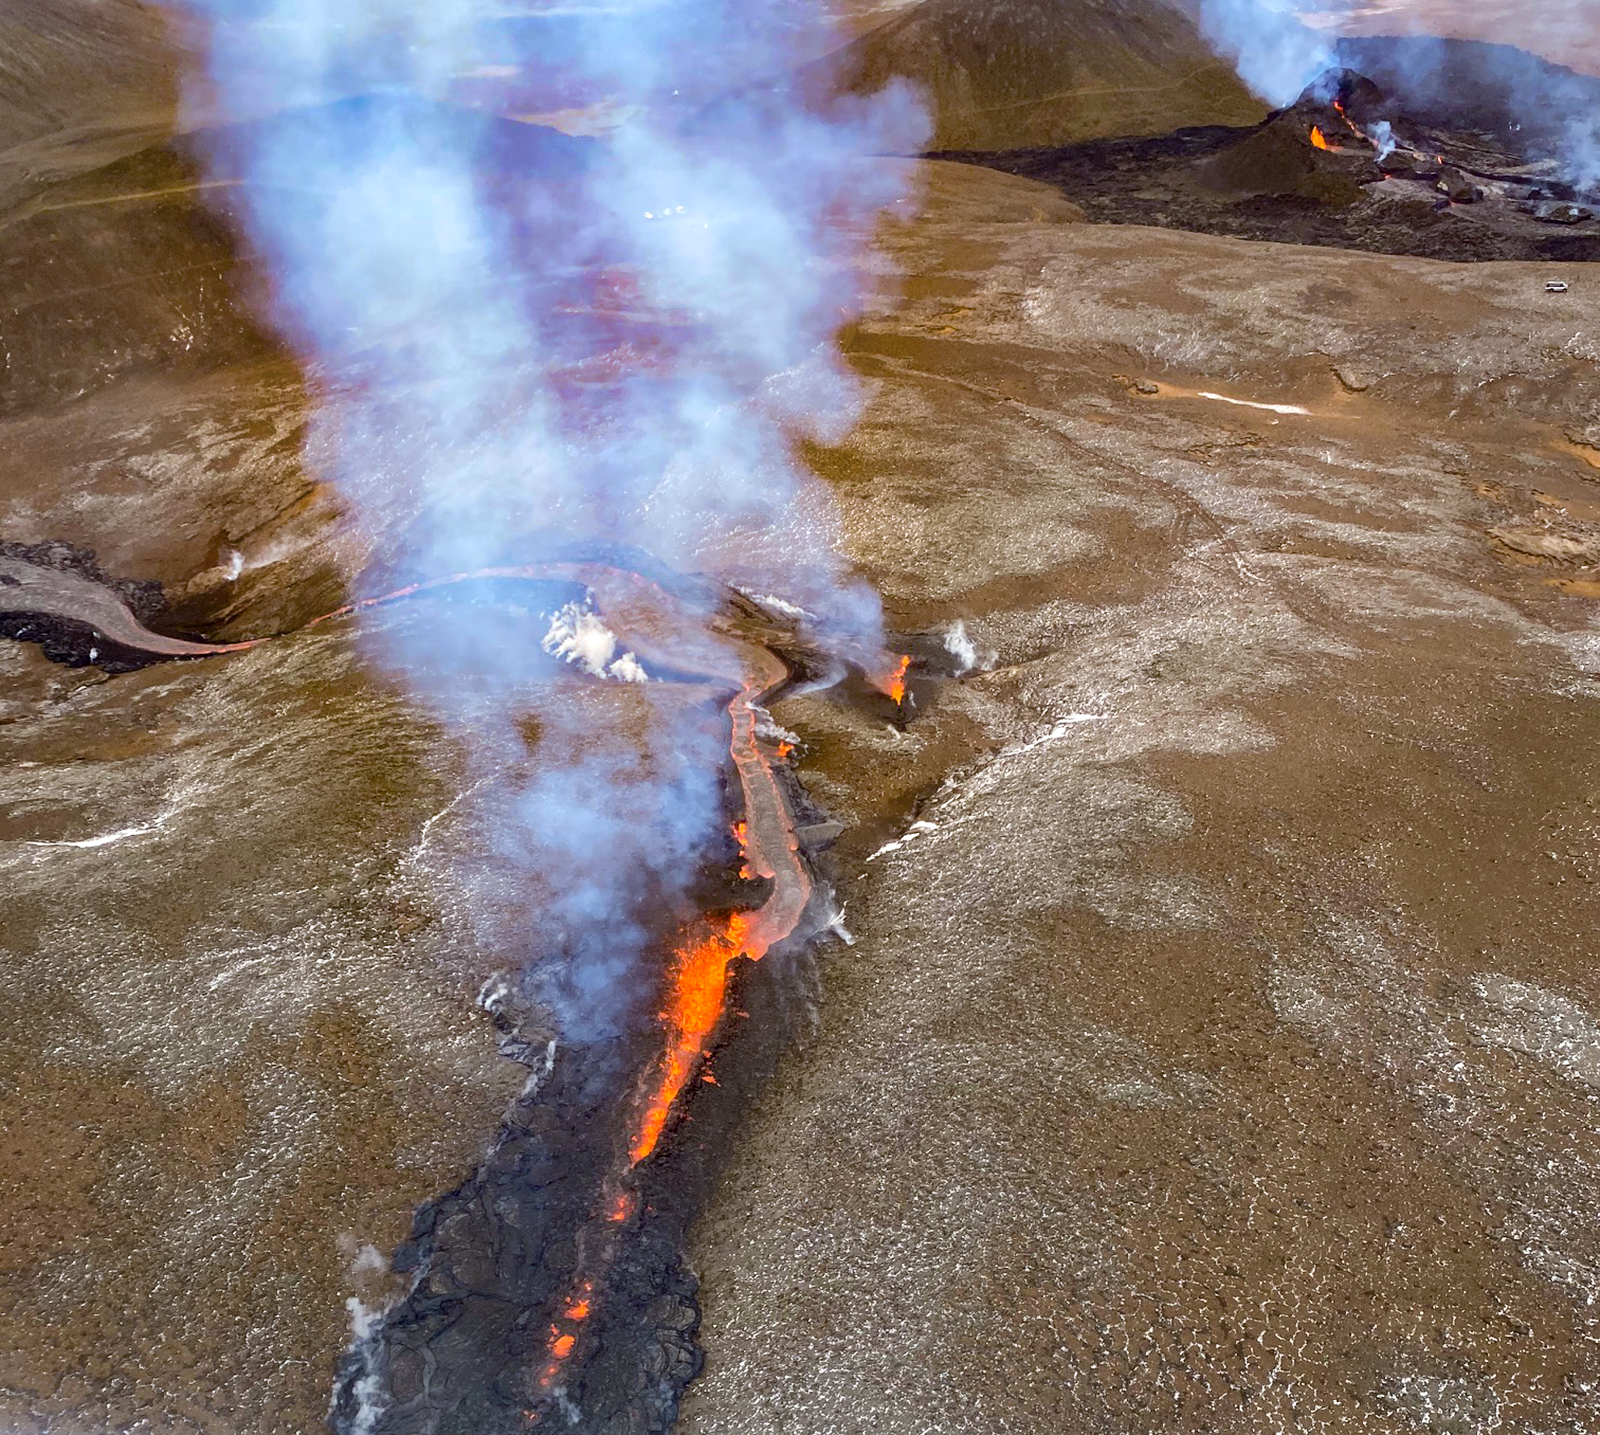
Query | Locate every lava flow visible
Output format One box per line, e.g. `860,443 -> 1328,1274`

0,545 -> 872,1422
1332,97 -> 1365,139
524,611 -> 820,1414
1310,125 -> 1332,151
629,910 -> 751,1164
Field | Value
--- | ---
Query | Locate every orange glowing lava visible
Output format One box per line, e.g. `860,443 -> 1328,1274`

1310,125 -> 1332,151
1332,98 -> 1364,137
121,556 -> 821,1419
885,653 -> 911,705
503,575 -> 810,1414
562,1286 -> 593,1322
629,912 -> 752,1163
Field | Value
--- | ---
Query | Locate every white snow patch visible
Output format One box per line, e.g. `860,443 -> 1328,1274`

1001,713 -> 1112,761
867,818 -> 940,862
25,813 -> 171,851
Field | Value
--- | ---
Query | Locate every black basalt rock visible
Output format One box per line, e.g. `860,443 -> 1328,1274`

0,538 -> 168,625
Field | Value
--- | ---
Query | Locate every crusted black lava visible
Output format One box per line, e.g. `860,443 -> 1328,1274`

931,65 -> 1600,264
329,822 -> 835,1435
0,539 -> 168,625
0,612 -> 162,673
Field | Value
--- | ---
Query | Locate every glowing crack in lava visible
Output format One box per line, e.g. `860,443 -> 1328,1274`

1310,124 -> 1333,150
1331,97 -> 1373,142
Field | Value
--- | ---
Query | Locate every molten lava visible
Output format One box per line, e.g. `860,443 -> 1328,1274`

1310,125 -> 1332,151
1332,98 -> 1365,138
47,551 -> 842,1415
885,653 -> 911,705
518,613 -> 818,1412
629,911 -> 751,1163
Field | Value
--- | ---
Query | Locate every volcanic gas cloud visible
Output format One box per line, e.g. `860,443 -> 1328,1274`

1200,0 -> 1600,182
154,0 -> 923,1427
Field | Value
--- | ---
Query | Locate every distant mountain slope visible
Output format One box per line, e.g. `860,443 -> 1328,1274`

0,0 -> 182,206
819,0 -> 1265,150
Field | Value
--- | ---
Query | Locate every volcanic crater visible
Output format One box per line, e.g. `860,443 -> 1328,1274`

936,41 -> 1600,261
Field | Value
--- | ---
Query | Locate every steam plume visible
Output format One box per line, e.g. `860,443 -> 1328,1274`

1195,0 -> 1332,103
170,0 -> 923,1032
1197,0 -> 1600,185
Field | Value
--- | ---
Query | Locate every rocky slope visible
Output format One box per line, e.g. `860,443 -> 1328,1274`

680,165 -> 1600,1435
0,0 -> 184,207
817,0 -> 1264,149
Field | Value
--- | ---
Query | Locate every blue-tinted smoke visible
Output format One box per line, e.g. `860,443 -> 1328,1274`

170,1 -> 924,1035
1198,0 -> 1600,186
1196,0 -> 1333,104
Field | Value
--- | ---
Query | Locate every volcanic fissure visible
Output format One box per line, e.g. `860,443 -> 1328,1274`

0,543 -> 911,1434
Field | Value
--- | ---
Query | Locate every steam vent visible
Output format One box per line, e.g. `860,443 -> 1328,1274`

4,1 -> 1600,1432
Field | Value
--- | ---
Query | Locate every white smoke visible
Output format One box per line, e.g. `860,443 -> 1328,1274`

161,0 -> 925,1036
1199,1 -> 1600,187
541,599 -> 650,682
1195,0 -> 1334,104
336,1297 -> 387,1435
942,618 -> 977,675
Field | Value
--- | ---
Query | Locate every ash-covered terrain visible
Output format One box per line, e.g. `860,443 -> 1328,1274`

3,2 -> 1600,1434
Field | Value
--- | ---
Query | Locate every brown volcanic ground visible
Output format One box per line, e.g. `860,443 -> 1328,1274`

679,179 -> 1600,1432
5,9 -> 1600,1435
818,0 -> 1265,149
0,0 -> 188,207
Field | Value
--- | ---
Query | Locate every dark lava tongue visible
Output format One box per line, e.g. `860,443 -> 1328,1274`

330,1040 -> 701,1435
330,930 -> 814,1435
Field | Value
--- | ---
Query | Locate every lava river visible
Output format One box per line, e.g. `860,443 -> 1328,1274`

0,546 -> 903,1430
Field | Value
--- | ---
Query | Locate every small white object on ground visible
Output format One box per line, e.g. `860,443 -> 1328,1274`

1197,391 -> 1311,416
